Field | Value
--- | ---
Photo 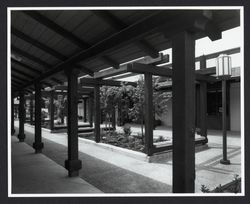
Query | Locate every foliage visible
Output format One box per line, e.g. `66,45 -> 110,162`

201,174 -> 241,193
123,125 -> 132,136
54,95 -> 67,124
99,76 -> 172,139
201,185 -> 210,193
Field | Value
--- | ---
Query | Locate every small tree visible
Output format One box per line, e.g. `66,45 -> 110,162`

128,76 -> 145,143
54,95 -> 67,125
129,76 -> 171,143
100,86 -> 120,134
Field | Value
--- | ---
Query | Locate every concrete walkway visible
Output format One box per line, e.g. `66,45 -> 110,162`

11,136 -> 102,194
12,121 -> 242,193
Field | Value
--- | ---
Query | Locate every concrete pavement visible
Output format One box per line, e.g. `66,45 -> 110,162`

12,121 -> 242,193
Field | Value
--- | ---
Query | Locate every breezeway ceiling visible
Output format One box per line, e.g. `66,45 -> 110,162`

11,9 -> 240,94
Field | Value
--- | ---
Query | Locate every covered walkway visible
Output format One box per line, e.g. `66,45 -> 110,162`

11,136 -> 102,194
10,9 -> 241,193
11,122 -> 241,194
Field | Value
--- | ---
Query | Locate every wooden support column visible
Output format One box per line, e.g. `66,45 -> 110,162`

64,68 -> 82,177
94,85 -> 101,143
50,90 -> 55,131
144,73 -> 154,156
88,96 -> 93,127
83,98 -> 87,122
199,56 -> 208,142
11,95 -> 15,135
30,97 -> 34,125
33,82 -> 44,153
172,31 -> 195,193
195,85 -> 200,129
18,91 -> 25,142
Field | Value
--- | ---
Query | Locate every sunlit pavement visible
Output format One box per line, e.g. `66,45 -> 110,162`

11,121 -> 241,193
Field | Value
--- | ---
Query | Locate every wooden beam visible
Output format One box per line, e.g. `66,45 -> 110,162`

23,11 -> 120,69
172,31 -> 195,193
23,11 -> 89,49
19,10 -> 239,90
94,53 -> 167,79
41,81 -> 53,88
196,67 -> 216,75
50,77 -> 64,85
12,78 -> 24,86
101,56 -> 120,69
193,12 -> 222,41
12,74 -> 30,82
18,11 -> 173,89
196,47 -> 240,61
92,10 -> 159,58
12,27 -> 67,61
80,77 -> 137,87
12,45 -> 51,69
128,63 -> 172,77
12,58 -> 42,75
12,66 -> 34,79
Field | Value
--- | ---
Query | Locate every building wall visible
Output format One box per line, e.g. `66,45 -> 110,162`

157,81 -> 241,132
78,101 -> 84,117
230,82 -> 241,131
157,98 -> 172,127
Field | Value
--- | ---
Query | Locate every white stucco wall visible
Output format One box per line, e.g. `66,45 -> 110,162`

230,82 -> 241,131
156,98 -> 172,127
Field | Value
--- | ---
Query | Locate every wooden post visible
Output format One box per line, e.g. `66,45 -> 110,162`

220,79 -> 230,165
172,31 -> 195,193
144,73 -> 154,156
94,85 -> 101,143
11,95 -> 15,135
30,96 -> 34,125
50,90 -> 55,131
88,96 -> 93,127
83,98 -> 87,122
200,56 -> 208,142
195,84 -> 200,129
33,82 -> 44,153
18,91 -> 25,142
64,68 -> 82,177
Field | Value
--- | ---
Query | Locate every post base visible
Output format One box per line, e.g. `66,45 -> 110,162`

18,134 -> 25,142
220,159 -> 231,165
65,159 -> 82,177
33,142 -> 44,153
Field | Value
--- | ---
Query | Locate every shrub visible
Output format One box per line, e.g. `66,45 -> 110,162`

123,125 -> 132,136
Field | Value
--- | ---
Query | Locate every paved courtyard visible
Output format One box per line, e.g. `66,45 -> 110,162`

11,121 -> 242,194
